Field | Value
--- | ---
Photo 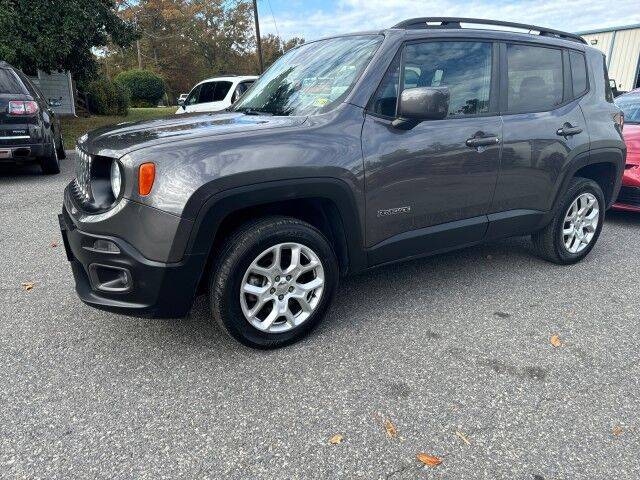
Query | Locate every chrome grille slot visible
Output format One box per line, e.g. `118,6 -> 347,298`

74,147 -> 93,204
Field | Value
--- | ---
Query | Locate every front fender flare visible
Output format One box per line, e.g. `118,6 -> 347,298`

173,177 -> 368,276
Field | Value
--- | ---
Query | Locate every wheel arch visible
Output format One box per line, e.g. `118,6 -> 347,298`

556,148 -> 624,211
179,178 -> 368,293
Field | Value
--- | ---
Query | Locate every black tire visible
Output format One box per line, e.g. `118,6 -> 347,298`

209,216 -> 339,349
531,177 -> 605,264
40,142 -> 60,175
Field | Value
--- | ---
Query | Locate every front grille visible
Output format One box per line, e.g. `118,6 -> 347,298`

617,186 -> 640,207
73,147 -> 93,204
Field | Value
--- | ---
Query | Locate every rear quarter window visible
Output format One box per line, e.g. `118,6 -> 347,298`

569,50 -> 588,97
0,68 -> 26,94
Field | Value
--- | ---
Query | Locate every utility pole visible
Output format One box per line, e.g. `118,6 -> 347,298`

136,40 -> 143,69
252,0 -> 264,73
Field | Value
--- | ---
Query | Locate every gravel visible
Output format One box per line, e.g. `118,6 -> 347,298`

1,155 -> 638,479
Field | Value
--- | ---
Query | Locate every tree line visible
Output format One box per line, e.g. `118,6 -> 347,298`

0,0 -> 303,104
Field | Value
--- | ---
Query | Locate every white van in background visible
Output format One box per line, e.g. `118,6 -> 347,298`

176,75 -> 257,114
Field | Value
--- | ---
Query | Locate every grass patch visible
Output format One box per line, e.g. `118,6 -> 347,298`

61,107 -> 176,149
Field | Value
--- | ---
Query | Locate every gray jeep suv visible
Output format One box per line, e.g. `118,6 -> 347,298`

59,18 -> 625,348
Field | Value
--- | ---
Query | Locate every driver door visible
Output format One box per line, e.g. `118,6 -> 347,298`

362,40 -> 502,265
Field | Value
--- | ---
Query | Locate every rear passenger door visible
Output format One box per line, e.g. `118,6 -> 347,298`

362,40 -> 502,264
489,43 -> 590,230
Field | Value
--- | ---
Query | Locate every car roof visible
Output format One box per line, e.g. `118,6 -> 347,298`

303,22 -> 590,52
196,75 -> 258,85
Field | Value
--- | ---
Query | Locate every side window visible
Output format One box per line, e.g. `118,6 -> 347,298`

403,41 -> 493,116
0,68 -> 26,94
198,82 -> 216,103
213,81 -> 232,101
569,50 -> 588,97
185,84 -> 201,106
231,81 -> 254,103
506,44 -> 564,112
369,41 -> 493,118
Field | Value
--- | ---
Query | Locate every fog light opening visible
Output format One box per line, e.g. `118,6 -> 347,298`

88,264 -> 132,293
92,239 -> 120,253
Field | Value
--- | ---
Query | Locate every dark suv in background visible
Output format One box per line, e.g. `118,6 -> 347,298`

0,61 -> 65,174
59,18 -> 625,348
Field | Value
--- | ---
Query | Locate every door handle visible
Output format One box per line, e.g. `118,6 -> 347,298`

556,124 -> 583,137
465,136 -> 500,148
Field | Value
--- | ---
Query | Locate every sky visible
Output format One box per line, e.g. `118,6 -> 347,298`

256,0 -> 640,41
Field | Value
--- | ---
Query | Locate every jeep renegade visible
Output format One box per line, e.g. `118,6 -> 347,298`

59,18 -> 626,348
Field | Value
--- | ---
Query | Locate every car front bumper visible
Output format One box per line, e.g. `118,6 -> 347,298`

59,205 -> 206,318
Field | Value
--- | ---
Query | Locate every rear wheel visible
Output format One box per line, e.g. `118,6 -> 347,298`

209,216 -> 339,348
40,142 -> 60,175
531,177 -> 605,264
56,135 -> 66,159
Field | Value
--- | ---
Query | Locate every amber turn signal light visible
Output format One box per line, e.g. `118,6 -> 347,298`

138,162 -> 155,196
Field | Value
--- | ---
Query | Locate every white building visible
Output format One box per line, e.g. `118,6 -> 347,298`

27,70 -> 76,116
578,24 -> 640,93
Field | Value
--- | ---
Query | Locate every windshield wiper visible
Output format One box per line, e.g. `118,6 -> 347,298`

239,108 -> 273,116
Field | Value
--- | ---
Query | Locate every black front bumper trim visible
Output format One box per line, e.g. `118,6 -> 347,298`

59,211 -> 206,318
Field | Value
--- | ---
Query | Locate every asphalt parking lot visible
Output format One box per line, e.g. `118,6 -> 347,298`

1,153 -> 639,479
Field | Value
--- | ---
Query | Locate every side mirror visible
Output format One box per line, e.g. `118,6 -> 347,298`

177,99 -> 185,107
393,86 -> 450,128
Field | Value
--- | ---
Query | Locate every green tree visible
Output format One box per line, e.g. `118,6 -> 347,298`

105,0 -> 304,103
261,34 -> 305,69
115,69 -> 165,107
0,0 -> 137,81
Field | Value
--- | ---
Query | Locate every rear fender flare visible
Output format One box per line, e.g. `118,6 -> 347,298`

549,147 -> 624,222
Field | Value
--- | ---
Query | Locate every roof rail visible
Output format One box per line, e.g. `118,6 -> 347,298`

392,17 -> 587,45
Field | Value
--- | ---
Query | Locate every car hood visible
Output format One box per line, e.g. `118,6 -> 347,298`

76,111 -> 307,158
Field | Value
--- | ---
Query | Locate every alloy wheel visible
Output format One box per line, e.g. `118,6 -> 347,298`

239,242 -> 325,333
562,192 -> 599,254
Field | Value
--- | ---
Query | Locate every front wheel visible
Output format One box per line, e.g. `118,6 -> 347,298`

532,177 -> 605,264
209,216 -> 339,348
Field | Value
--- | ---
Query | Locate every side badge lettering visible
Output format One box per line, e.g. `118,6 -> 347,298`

377,206 -> 411,217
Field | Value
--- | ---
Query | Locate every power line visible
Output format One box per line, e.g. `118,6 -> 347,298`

266,0 -> 284,52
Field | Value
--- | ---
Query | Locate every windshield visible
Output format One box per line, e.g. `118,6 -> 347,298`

616,94 -> 640,124
233,35 -> 382,116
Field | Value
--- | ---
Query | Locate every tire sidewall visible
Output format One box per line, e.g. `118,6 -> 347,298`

554,179 -> 605,263
213,222 -> 338,348
40,141 -> 60,174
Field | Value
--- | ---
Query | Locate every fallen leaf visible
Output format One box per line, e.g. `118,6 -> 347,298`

455,430 -> 471,445
21,282 -> 34,291
612,426 -> 623,436
51,242 -> 58,248
550,335 -> 562,347
328,434 -> 343,444
417,453 -> 442,467
384,418 -> 397,438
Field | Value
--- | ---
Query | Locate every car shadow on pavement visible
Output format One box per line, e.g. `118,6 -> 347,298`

164,236 -> 539,352
606,209 -> 640,226
0,163 -> 45,177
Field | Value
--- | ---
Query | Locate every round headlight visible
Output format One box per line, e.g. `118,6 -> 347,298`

110,161 -> 122,199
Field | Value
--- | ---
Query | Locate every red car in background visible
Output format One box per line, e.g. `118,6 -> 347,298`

614,89 -> 640,211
